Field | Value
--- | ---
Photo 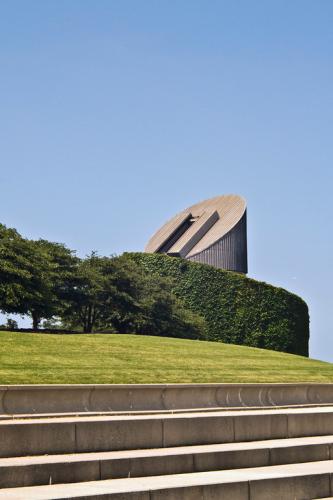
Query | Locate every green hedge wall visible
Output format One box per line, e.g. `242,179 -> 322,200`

126,252 -> 309,356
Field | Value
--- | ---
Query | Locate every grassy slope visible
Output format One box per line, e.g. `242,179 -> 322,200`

1,331 -> 333,384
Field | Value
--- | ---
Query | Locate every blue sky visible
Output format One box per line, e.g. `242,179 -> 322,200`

0,1 -> 332,360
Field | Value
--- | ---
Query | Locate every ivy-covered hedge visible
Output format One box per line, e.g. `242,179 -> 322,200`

126,252 -> 309,356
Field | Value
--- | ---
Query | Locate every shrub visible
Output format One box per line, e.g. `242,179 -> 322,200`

110,256 -> 207,340
125,252 -> 309,356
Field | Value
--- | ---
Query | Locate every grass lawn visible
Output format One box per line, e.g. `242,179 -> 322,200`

0,330 -> 333,384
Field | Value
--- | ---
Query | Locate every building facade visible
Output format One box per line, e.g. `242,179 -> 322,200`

145,194 -> 248,273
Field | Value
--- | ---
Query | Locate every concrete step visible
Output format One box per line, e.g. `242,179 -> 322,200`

2,406 -> 333,458
2,383 -> 333,415
3,403 -> 333,421
1,460 -> 333,499
1,435 -> 333,488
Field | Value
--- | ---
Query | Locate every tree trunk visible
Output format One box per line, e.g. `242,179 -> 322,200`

83,305 -> 93,333
32,311 -> 40,331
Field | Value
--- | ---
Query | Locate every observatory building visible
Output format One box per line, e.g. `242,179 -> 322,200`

145,194 -> 247,273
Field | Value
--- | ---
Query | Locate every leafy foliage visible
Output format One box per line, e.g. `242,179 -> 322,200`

0,223 -> 206,337
0,224 -> 78,329
0,224 -> 34,314
127,270 -> 206,340
61,253 -> 206,338
61,253 -> 140,333
25,239 -> 78,329
126,252 -> 310,356
0,221 -> 309,352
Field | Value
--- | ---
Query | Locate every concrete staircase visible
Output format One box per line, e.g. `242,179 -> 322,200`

2,384 -> 333,499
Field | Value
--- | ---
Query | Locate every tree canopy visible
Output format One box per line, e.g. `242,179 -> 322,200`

0,223 -> 206,339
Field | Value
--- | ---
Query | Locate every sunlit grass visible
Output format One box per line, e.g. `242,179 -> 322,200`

0,330 -> 332,384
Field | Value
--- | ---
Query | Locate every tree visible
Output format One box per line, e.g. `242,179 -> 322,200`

0,222 -> 206,338
0,224 -> 35,316
0,224 -> 78,329
107,254 -> 207,339
61,253 -> 140,333
131,272 -> 207,340
0,318 -> 18,330
26,239 -> 78,329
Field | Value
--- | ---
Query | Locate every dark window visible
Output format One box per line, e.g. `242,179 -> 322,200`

157,214 -> 196,254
